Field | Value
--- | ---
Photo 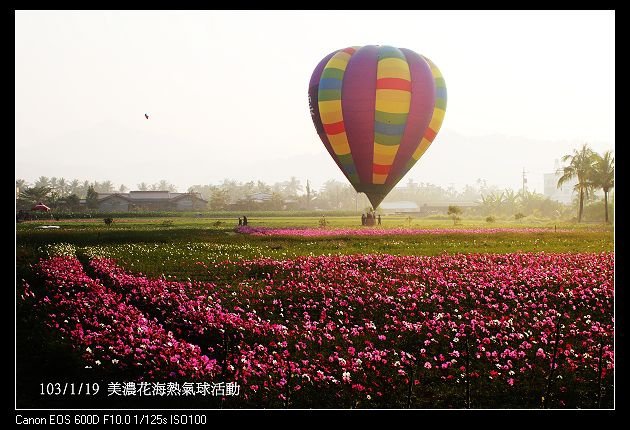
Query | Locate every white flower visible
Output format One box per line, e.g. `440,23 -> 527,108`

95,360 -> 101,366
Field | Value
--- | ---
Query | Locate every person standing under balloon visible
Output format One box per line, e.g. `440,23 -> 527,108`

361,213 -> 366,226
378,214 -> 382,225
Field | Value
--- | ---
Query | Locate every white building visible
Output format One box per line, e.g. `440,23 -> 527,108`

379,201 -> 419,214
543,160 -> 578,204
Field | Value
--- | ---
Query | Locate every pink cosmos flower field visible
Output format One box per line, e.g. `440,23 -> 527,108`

23,251 -> 613,408
236,225 -> 570,237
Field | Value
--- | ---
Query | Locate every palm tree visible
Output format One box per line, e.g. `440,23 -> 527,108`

591,150 -> 614,223
479,191 -> 504,216
503,189 -> 519,216
80,180 -> 91,197
69,179 -> 80,195
155,179 -> 176,192
57,178 -> 68,197
16,179 -> 28,196
558,144 -> 595,223
282,176 -> 303,197
34,176 -> 50,188
100,180 -> 115,192
18,186 -> 52,207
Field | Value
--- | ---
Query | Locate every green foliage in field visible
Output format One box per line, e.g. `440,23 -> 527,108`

16,215 -> 613,283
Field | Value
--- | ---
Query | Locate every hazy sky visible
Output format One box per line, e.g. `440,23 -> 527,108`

15,10 -> 615,193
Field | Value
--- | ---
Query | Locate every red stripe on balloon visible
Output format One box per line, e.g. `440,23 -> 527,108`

424,127 -> 437,141
376,78 -> 412,91
323,121 -> 346,135
372,163 -> 392,175
343,47 -> 357,55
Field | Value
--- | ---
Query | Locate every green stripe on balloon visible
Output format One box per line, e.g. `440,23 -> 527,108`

374,111 -> 408,125
321,68 -> 345,80
337,153 -> 354,165
374,132 -> 404,146
378,45 -> 406,60
434,77 -> 446,88
435,98 -> 447,110
318,89 -> 342,101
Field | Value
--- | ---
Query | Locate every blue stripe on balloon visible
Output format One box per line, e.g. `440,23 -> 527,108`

343,164 -> 357,175
374,121 -> 407,136
318,78 -> 343,91
436,87 -> 447,99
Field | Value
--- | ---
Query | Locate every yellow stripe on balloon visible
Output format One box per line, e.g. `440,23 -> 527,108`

429,108 -> 445,129
373,174 -> 388,184
374,98 -> 410,114
326,52 -> 352,71
373,142 -> 399,164
374,152 -> 396,165
318,100 -> 342,115
328,132 -> 351,155
373,142 -> 399,156
412,137 -> 431,160
319,108 -> 343,124
375,89 -> 411,104
376,58 -> 411,79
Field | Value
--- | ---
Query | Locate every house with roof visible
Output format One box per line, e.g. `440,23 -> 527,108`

379,201 -> 420,214
379,200 -> 479,215
96,191 -> 207,212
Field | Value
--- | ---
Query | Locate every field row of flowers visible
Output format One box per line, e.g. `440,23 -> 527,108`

28,252 -> 613,407
25,256 -> 221,380
236,226 -> 570,237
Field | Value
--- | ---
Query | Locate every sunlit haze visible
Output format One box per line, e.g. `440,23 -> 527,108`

15,10 -> 615,193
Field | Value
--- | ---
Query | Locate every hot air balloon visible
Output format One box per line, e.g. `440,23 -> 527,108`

308,45 -> 447,209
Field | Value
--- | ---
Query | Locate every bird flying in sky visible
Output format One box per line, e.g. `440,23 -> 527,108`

144,113 -> 149,119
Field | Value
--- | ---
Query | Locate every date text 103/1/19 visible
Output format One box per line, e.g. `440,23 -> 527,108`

40,382 -> 100,396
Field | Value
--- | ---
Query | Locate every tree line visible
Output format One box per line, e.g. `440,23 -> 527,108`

15,178 -> 179,211
15,144 -> 613,221
557,144 -> 614,223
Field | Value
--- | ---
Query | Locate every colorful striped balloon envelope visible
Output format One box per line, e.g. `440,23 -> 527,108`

308,45 -> 447,209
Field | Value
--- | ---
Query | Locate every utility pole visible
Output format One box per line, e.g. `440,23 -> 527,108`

522,168 -> 528,195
